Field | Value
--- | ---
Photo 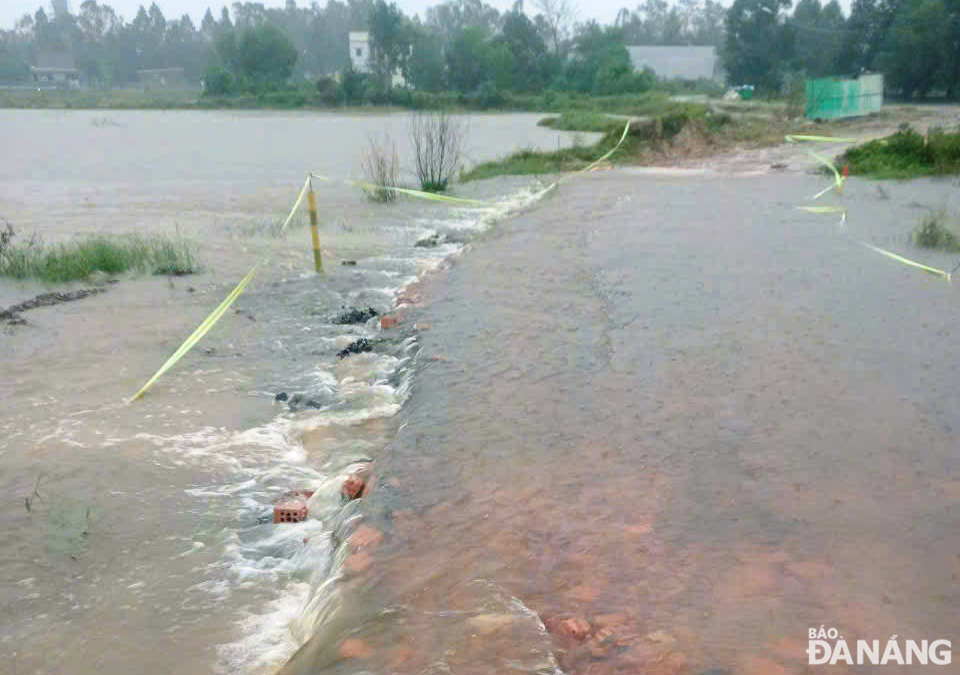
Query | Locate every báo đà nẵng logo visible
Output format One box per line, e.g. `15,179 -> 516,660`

808,627 -> 951,666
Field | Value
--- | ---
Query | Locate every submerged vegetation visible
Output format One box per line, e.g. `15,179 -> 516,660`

410,111 -> 465,192
0,228 -> 198,282
912,211 -> 960,252
360,133 -> 401,202
463,107 -> 742,182
841,126 -> 960,180
538,112 -> 626,133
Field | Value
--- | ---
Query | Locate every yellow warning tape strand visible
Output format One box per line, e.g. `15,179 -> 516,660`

279,177 -> 310,234
130,263 -> 261,401
533,120 -> 632,198
580,121 -> 632,174
796,205 -> 845,214
785,134 -> 860,143
852,239 -> 952,281
350,180 -> 488,206
807,150 -> 844,198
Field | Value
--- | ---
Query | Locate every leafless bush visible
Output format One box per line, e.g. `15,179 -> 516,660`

360,133 -> 400,203
410,111 -> 465,193
0,217 -> 14,263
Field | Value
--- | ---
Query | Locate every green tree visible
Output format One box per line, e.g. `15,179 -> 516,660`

368,0 -> 411,87
724,0 -> 794,92
235,23 -> 297,89
565,22 -> 651,94
494,8 -> 548,91
405,25 -> 446,91
445,24 -> 494,91
876,0 -> 950,97
790,0 -> 845,76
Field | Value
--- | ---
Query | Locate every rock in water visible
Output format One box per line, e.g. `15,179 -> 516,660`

337,338 -> 373,359
415,233 -> 442,248
275,392 -> 289,402
333,307 -> 379,325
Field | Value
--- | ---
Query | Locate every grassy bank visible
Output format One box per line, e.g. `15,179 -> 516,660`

840,126 -> 960,179
0,233 -> 198,282
0,85 -> 713,117
463,107 -> 757,182
538,111 -> 628,133
0,88 -> 201,110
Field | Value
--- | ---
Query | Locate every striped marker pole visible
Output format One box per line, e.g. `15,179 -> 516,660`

307,180 -> 322,273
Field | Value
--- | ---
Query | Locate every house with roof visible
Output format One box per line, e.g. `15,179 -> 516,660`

32,52 -> 81,88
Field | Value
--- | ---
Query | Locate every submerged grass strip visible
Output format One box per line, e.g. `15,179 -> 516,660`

538,112 -> 627,133
0,235 -> 198,282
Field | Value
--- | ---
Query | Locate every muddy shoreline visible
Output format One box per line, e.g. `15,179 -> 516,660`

0,286 -> 110,325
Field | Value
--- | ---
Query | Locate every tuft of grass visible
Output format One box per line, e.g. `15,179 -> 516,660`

913,211 -> 960,252
538,112 -> 626,133
840,125 -> 960,179
0,234 -> 198,282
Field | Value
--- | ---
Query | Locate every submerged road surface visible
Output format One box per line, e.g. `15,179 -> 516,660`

281,168 -> 960,675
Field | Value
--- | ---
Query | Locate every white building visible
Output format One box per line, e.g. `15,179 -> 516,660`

627,46 -> 720,82
349,32 -> 371,73
347,31 -> 405,86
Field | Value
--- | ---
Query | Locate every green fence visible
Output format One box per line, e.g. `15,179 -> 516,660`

805,74 -> 883,120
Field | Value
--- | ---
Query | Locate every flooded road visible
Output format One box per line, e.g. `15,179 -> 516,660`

0,110 -> 586,675
280,170 -> 960,675
2,108 -> 959,675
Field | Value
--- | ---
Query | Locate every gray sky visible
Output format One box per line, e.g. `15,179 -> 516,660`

2,0 -> 645,32
1,0 -> 854,33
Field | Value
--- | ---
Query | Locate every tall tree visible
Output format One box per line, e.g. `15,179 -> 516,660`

531,0 -> 574,52
724,0 -> 794,91
368,0 -> 410,86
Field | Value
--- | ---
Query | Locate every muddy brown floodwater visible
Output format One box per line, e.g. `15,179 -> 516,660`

281,170 -> 959,675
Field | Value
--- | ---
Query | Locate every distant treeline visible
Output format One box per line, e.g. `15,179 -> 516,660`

0,0 -> 957,100
727,0 -> 960,99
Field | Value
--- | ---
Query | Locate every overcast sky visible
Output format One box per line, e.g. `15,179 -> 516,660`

2,0 -> 645,31
1,0 -> 854,32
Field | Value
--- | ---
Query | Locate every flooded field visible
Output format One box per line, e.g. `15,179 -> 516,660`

0,109 -> 587,675
2,108 -> 959,675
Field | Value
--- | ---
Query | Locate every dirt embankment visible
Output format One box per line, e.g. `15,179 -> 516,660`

665,104 -> 960,173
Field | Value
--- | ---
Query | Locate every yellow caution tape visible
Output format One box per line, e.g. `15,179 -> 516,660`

578,121 -> 632,175
531,120 -> 631,198
796,204 -> 847,225
852,239 -> 952,281
796,205 -> 845,214
279,177 -> 310,234
130,263 -> 260,401
807,150 -> 844,196
350,180 -> 488,206
785,134 -> 860,143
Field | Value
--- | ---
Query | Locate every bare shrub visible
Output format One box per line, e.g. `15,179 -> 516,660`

0,218 -> 13,262
410,111 -> 465,193
360,133 -> 400,203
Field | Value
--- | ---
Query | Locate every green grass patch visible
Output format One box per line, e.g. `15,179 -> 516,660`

538,111 -> 626,133
0,234 -> 198,282
0,87 -> 200,110
840,126 -> 960,179
462,109 -> 738,182
913,211 -> 960,252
